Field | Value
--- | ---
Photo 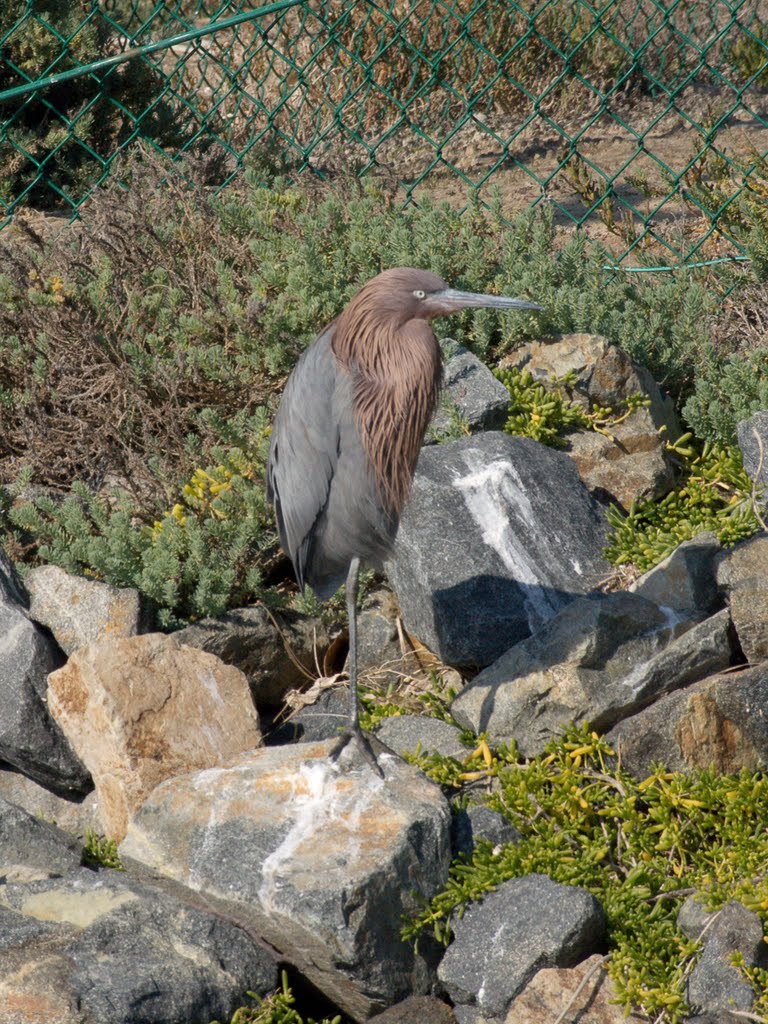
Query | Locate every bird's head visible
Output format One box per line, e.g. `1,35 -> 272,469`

357,267 -> 542,324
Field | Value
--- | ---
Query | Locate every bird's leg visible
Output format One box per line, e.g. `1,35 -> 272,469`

329,557 -> 384,776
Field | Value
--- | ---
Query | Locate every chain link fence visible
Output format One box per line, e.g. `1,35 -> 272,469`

1,0 -> 767,266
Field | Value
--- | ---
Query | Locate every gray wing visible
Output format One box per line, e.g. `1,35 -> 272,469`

266,329 -> 340,591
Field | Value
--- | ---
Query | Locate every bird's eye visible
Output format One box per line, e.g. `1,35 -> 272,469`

413,289 -> 426,300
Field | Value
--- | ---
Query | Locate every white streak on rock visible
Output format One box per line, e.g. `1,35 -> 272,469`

258,760 -> 383,916
453,456 -> 564,631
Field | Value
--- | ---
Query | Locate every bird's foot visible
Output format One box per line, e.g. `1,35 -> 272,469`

329,725 -> 385,778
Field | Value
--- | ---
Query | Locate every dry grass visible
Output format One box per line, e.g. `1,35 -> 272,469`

0,155 -> 264,509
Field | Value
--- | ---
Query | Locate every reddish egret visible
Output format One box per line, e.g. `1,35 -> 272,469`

267,267 -> 541,771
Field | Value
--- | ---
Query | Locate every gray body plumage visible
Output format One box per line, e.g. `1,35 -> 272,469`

267,326 -> 397,600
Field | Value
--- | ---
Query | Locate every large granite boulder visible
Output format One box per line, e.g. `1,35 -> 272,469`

121,740 -> 451,1022
387,432 -> 610,668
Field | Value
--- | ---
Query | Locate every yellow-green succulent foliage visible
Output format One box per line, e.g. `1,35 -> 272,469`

213,971 -> 340,1024
605,440 -> 762,571
404,725 -> 768,1023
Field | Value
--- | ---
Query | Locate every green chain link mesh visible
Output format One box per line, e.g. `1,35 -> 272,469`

1,0 -> 766,266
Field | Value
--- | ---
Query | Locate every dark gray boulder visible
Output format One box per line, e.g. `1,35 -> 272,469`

0,866 -> 277,1024
0,551 -> 91,795
450,804 -> 521,860
629,531 -> 722,616
174,604 -> 333,709
737,409 -> 768,492
0,796 -> 82,882
375,714 -> 469,761
716,533 -> 768,664
386,432 -> 610,667
270,683 -> 350,743
428,339 -> 511,439
451,594 -> 732,755
437,873 -> 606,1022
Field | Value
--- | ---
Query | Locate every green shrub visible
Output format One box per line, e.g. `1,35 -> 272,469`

82,829 -> 123,870
0,1 -> 185,213
5,450 -> 274,627
684,349 -> 768,445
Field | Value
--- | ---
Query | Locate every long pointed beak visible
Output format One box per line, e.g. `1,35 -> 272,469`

431,288 -> 543,314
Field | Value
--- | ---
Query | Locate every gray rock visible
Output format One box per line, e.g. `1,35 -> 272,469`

121,740 -> 451,1022
0,552 -> 91,796
375,715 -> 469,761
0,796 -> 82,882
26,564 -> 144,655
174,604 -> 333,708
0,765 -> 102,838
737,409 -> 768,491
0,900 -> 60,952
452,594 -> 732,755
368,994 -> 457,1024
270,682 -> 350,743
685,900 -> 765,1015
607,663 -> 768,776
677,894 -> 716,941
348,588 -> 423,689
386,432 -> 610,668
0,866 -> 277,1024
437,874 -> 606,1021
450,804 -> 521,859
716,534 -> 768,664
630,532 -> 722,616
429,339 -> 510,440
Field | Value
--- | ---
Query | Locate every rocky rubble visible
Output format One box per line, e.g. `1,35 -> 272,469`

0,339 -> 766,1023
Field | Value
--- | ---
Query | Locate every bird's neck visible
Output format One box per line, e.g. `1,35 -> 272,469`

333,312 -> 442,516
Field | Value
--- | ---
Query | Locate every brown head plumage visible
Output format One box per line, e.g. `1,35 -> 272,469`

332,269 -> 447,515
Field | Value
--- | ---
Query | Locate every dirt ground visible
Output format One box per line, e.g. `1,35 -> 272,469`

308,82 -> 768,265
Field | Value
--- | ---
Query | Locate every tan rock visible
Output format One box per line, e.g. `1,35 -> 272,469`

503,333 -> 681,509
505,954 -> 645,1023
27,564 -> 143,655
566,414 -> 675,509
47,633 -> 261,841
607,662 -> 768,776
